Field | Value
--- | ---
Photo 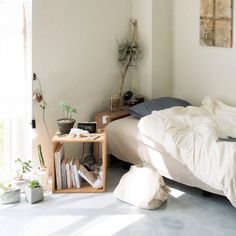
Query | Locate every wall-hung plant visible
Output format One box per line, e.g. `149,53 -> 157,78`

118,18 -> 143,99
0,182 -> 20,204
14,158 -> 32,192
57,101 -> 77,135
25,180 -> 44,204
32,73 -> 50,138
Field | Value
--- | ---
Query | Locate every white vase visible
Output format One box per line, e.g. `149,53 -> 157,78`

14,179 -> 29,193
36,168 -> 48,191
109,95 -> 120,112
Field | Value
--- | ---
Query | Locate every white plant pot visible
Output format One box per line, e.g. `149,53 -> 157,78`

37,168 -> 48,191
14,179 -> 29,193
0,188 -> 21,204
25,186 -> 44,204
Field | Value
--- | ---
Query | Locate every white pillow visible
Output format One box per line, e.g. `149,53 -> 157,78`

114,165 -> 170,209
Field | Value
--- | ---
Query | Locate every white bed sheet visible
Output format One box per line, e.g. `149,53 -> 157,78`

106,116 -> 223,195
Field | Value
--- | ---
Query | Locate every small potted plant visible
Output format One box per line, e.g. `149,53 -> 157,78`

25,180 -> 44,204
14,158 -> 32,192
37,144 -> 48,190
0,182 -> 20,204
57,101 -> 77,134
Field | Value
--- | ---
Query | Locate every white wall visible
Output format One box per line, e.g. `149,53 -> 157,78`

172,0 -> 236,106
131,0 -> 172,99
32,0 -> 132,168
131,0 -> 152,99
152,0 -> 171,98
32,0 -> 173,168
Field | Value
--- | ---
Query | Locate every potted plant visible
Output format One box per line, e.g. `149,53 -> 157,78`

25,180 -> 44,204
37,144 -> 48,190
117,18 -> 143,99
57,101 -> 77,134
14,158 -> 32,193
0,182 -> 20,204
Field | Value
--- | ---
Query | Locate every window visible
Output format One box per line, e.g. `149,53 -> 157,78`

0,119 -> 6,170
0,0 -> 31,178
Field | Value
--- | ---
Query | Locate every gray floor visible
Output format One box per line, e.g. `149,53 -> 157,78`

0,167 -> 236,236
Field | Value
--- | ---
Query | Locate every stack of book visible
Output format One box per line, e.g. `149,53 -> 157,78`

54,144 -> 102,190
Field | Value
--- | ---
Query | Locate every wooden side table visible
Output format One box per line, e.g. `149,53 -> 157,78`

94,107 -> 130,130
51,132 -> 107,193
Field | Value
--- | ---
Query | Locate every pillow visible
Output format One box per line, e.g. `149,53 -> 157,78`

114,165 -> 170,209
128,97 -> 192,118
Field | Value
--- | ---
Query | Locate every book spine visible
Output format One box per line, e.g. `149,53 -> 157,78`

72,165 -> 81,188
55,152 -> 62,190
61,161 -> 67,189
65,162 -> 72,189
70,160 -> 76,188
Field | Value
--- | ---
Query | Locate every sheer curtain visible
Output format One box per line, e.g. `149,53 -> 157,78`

0,0 -> 31,176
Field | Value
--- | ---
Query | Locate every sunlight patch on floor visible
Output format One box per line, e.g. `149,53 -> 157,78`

73,214 -> 144,236
19,216 -> 84,236
0,204 -> 14,210
169,187 -> 185,198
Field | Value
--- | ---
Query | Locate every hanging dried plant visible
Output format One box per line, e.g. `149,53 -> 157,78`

118,19 -> 143,98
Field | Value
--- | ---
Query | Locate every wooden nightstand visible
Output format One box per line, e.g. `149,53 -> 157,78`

51,132 -> 107,193
94,107 -> 130,130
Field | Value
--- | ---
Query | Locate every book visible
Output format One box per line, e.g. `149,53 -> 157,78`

70,158 -> 76,188
54,144 -> 64,190
65,157 -> 73,188
78,164 -> 96,187
61,157 -> 68,189
72,158 -> 81,188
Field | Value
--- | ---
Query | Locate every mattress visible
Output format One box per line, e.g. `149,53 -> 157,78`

106,116 -> 223,195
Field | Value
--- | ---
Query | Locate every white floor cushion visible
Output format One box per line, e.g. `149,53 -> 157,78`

114,165 -> 170,209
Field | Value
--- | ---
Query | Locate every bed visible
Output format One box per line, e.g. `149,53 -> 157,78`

106,96 -> 236,207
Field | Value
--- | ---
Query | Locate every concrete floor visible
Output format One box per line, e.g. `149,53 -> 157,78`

0,167 -> 236,236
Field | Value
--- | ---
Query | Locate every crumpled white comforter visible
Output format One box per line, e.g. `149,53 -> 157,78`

138,97 -> 236,207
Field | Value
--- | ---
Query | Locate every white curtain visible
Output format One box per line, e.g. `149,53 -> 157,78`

0,0 -> 28,116
0,0 -> 31,174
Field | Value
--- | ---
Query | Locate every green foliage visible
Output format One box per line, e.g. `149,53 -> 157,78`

28,180 -> 41,189
0,182 -> 12,192
59,101 -> 77,119
37,144 -> 45,169
15,158 -> 32,180
118,40 -> 143,66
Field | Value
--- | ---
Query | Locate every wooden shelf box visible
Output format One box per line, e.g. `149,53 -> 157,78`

51,132 -> 107,193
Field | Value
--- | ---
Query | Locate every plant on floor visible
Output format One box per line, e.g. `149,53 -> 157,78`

0,182 -> 21,204
15,158 -> 32,181
28,180 -> 41,189
25,180 -> 44,204
0,182 -> 12,192
57,101 -> 77,134
117,18 -> 143,99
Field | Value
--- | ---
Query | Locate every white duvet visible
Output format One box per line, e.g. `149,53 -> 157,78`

138,97 -> 236,207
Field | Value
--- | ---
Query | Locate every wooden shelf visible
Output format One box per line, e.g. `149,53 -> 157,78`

94,107 -> 130,130
53,185 -> 105,193
51,132 -> 107,193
